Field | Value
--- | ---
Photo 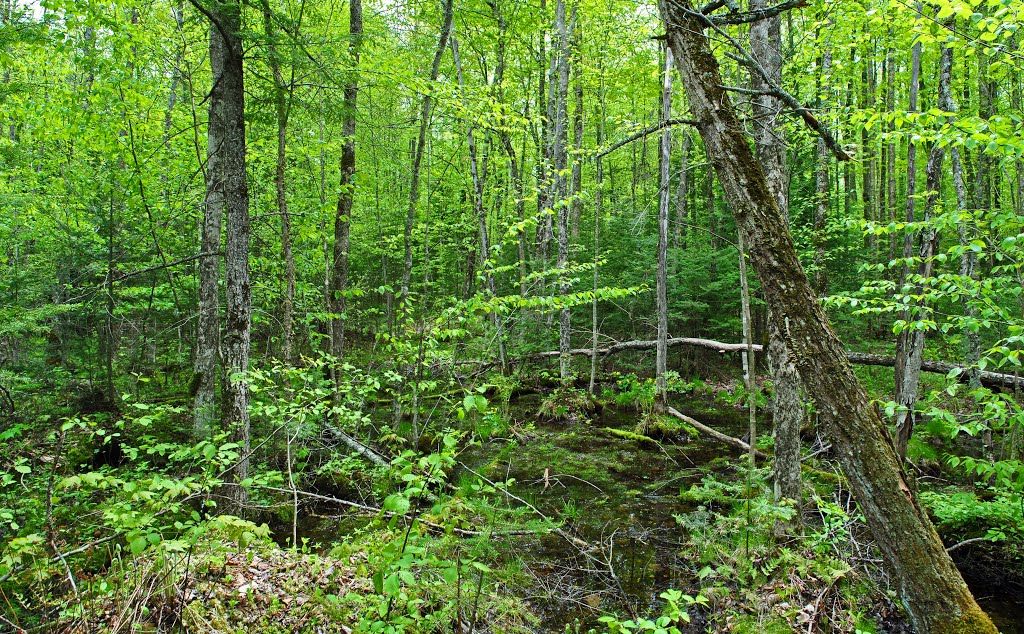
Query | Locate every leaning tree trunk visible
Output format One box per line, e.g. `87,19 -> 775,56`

329,0 -> 362,368
208,0 -> 252,505
749,0 -> 801,507
658,4 -> 995,632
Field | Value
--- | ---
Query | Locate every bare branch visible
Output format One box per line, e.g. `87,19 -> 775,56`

709,0 -> 809,25
677,4 -> 852,161
597,117 -> 699,158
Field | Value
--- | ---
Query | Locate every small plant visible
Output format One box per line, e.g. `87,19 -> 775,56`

594,589 -> 707,634
538,386 -> 594,421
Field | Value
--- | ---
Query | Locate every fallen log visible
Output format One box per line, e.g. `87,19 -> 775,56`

667,407 -> 768,460
842,352 -> 1022,390
460,337 -> 1021,391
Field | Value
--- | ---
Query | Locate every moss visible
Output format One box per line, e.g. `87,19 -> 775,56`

801,463 -> 842,484
636,413 -> 697,441
933,605 -> 997,634
728,613 -> 792,634
537,386 -> 595,421
600,426 -> 658,447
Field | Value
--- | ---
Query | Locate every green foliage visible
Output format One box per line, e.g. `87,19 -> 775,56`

538,385 -> 594,421
921,487 -> 1024,543
593,589 -> 707,634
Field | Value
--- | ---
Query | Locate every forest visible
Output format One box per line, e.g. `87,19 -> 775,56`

1,0 -> 1023,631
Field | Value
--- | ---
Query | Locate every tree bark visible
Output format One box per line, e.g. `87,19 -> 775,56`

658,4 -> 995,632
260,0 -> 295,365
894,17 -> 922,409
750,0 -> 801,507
590,68 -> 607,396
813,33 -> 832,295
194,5 -> 227,439
674,132 -> 690,250
738,232 -> 756,467
329,0 -> 362,368
207,0 -> 252,505
974,44 -> 996,460
656,46 -> 673,405
551,0 -> 572,382
895,40 -> 952,461
400,0 -> 454,320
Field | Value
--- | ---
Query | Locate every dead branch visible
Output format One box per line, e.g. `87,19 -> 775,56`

458,337 -> 1023,391
667,407 -> 768,459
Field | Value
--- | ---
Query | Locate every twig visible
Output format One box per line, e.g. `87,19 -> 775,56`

945,537 -> 991,554
458,463 -> 593,551
597,118 -> 700,158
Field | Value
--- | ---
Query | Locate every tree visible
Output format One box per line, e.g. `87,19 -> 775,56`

657,3 -> 996,631
894,35 -> 953,461
748,0 -> 801,508
400,0 -> 454,320
205,0 -> 252,502
329,0 -> 362,370
655,45 -> 672,406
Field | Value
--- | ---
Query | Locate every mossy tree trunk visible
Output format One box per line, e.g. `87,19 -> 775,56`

657,4 -> 995,632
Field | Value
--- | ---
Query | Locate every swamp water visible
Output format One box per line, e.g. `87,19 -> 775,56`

273,396 -> 1024,633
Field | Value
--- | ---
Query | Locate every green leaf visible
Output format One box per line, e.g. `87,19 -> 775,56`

130,536 -> 147,556
383,572 -> 401,596
443,566 -> 458,584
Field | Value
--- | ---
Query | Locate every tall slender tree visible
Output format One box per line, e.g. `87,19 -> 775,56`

329,0 -> 362,370
655,45 -> 672,405
204,0 -> 252,502
749,0 -> 801,507
894,8 -> 923,458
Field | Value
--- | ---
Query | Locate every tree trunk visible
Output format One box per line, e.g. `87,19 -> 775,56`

738,231 -> 756,467
570,38 -> 584,241
975,45 -> 996,460
674,132 -> 690,250
260,0 -> 295,365
329,0 -> 362,368
208,0 -> 252,505
885,43 -> 897,264
590,68 -> 607,396
750,0 -> 801,508
656,46 -> 672,405
658,5 -> 995,632
895,40 -> 953,460
894,14 -> 923,458
551,0 -> 572,382
400,0 -> 454,320
813,32 -> 832,295
452,35 -> 507,373
194,9 -> 227,439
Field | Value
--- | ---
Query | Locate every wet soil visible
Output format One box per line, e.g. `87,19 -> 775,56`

271,394 -> 1024,633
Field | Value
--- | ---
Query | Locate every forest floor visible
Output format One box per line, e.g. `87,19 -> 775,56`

11,390 -> 1024,634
